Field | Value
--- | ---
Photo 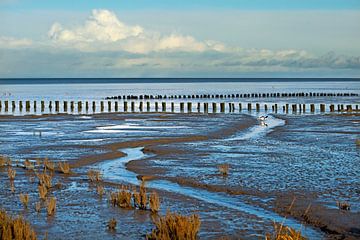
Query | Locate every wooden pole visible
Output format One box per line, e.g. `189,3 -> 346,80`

139,102 -> 143,112
310,104 -> 315,113
92,101 -> 96,112
19,101 -> 23,112
171,102 -> 175,112
320,104 -> 325,112
55,101 -> 59,112
86,101 -> 89,112
212,102 -> 217,113
220,102 -> 225,112
108,101 -> 111,112
162,102 -> 166,112
124,101 -> 128,112
12,101 -> 15,112
187,102 -> 192,113
180,102 -> 184,112
155,102 -> 159,112
146,102 -> 150,112
78,101 -> 83,112
100,101 -> 104,112
247,103 -> 252,111
131,102 -> 135,112
64,101 -> 68,112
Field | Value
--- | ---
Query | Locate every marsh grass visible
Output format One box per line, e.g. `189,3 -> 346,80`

110,185 -> 133,209
43,159 -> 55,171
0,156 -> 6,167
34,202 -> 41,213
46,197 -> 56,216
0,209 -> 37,240
7,167 -> 16,180
218,164 -> 229,176
38,184 -> 48,200
133,182 -> 147,210
24,159 -> 35,170
107,218 -> 117,231
19,194 -> 29,209
355,139 -> 360,147
146,211 -> 201,240
36,171 -> 52,189
337,201 -> 351,211
149,191 -> 160,213
265,222 -> 307,240
88,169 -> 102,182
97,185 -> 105,198
58,161 -> 71,174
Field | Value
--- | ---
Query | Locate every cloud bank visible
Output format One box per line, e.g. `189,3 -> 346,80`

0,9 -> 359,77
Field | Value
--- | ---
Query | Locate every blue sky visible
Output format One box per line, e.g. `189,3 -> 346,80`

0,0 -> 359,77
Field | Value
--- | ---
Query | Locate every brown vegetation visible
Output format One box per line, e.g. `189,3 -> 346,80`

110,185 -> 133,209
265,222 -> 307,240
97,185 -> 105,198
58,161 -> 71,174
44,159 -> 55,171
107,218 -> 117,231
0,156 -> 7,167
19,194 -> 29,209
34,202 -> 41,213
337,201 -> 351,211
218,164 -> 229,176
88,169 -> 102,182
46,197 -> 56,216
7,167 -> 16,180
24,159 -> 35,170
38,184 -> 48,200
0,209 -> 37,240
133,182 -> 147,210
36,171 -> 52,189
149,191 -> 160,213
147,211 -> 201,240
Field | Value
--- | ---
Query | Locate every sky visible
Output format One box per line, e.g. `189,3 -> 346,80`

0,0 -> 360,78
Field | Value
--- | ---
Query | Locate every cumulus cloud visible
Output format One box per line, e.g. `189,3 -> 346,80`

0,36 -> 32,48
48,9 -> 225,53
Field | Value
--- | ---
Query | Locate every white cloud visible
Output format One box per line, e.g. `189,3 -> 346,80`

0,36 -> 32,48
47,9 -> 225,53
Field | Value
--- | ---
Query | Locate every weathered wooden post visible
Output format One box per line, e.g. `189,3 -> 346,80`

155,102 -> 159,112
282,105 -> 285,112
197,102 -> 201,112
264,104 -> 268,112
131,102 -> 135,112
48,101 -> 52,112
40,101 -> 45,112
26,101 -> 30,112
86,101 -> 89,112
247,103 -> 252,111
320,104 -> 325,112
92,101 -> 96,112
139,102 -> 143,112
238,103 -> 242,112
285,104 -> 289,113
123,101 -> 128,112
329,104 -> 335,112
220,102 -> 225,113
107,101 -> 111,112
180,102 -> 184,112
212,102 -> 217,113
100,101 -> 104,112
171,102 -> 175,112
33,101 -> 37,112
292,104 -> 297,113
63,101 -> 68,112
78,101 -> 83,112
204,103 -> 208,113
161,102 -> 166,112
4,101 -> 8,112
70,101 -> 75,112
12,101 -> 15,112
55,101 -> 59,112
310,104 -> 315,113
146,102 -> 150,112
275,104 -> 278,112
256,103 -> 260,112
187,102 -> 192,113
19,101 -> 23,112
0,101 -> 2,111
302,104 -> 306,112
232,103 -> 235,112
346,105 -> 352,111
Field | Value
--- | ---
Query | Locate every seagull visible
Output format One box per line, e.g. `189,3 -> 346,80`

258,116 -> 268,121
260,121 -> 268,127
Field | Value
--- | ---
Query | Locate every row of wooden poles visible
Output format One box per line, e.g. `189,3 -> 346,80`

0,100 -> 358,114
105,92 -> 359,100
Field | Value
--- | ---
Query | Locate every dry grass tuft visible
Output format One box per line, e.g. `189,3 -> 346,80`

355,139 -> 360,147
0,209 -> 37,240
88,169 -> 102,182
97,185 -> 105,198
34,202 -> 41,213
38,184 -> 48,200
24,159 -> 35,170
0,156 -> 7,167
19,194 -> 29,209
133,182 -> 147,210
58,161 -> 71,174
44,159 -> 55,171
147,211 -> 201,240
7,167 -> 16,180
46,197 -> 56,216
218,164 -> 229,176
265,222 -> 307,240
107,218 -> 117,231
36,171 -> 52,189
337,201 -> 351,211
110,185 -> 133,209
149,191 -> 160,213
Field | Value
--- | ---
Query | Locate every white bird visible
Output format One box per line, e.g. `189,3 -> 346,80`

258,116 -> 268,121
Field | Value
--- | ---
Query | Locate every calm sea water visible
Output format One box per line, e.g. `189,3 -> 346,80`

1,79 -> 359,101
